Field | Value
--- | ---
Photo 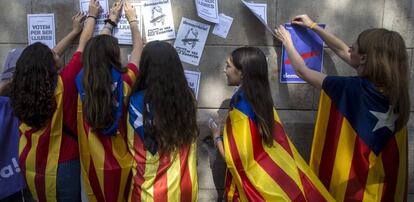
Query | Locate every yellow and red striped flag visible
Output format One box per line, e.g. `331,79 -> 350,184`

76,64 -> 138,202
223,90 -> 334,201
18,77 -> 64,202
126,91 -> 198,201
310,76 -> 407,202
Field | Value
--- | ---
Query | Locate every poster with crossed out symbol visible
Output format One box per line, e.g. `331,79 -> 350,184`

142,0 -> 175,42
174,18 -> 210,66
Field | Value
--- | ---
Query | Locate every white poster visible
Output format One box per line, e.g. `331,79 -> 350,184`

114,3 -> 143,44
184,70 -> 201,100
27,14 -> 56,48
174,18 -> 210,66
80,0 -> 109,36
212,13 -> 233,39
142,0 -> 175,42
195,0 -> 219,23
241,0 -> 276,37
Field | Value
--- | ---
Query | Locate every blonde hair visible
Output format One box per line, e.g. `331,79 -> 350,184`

357,28 -> 410,131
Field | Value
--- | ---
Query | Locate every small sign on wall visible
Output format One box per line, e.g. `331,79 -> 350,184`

27,14 -> 56,48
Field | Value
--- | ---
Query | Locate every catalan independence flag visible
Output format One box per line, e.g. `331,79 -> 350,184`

310,76 -> 407,202
223,90 -> 334,201
18,77 -> 64,202
76,63 -> 138,202
126,91 -> 198,201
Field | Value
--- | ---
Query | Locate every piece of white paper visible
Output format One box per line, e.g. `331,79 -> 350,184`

80,0 -> 109,36
184,70 -> 201,100
142,0 -> 176,42
114,3 -> 143,45
212,13 -> 233,39
174,18 -> 210,66
195,0 -> 219,23
27,14 -> 56,48
241,0 -> 276,37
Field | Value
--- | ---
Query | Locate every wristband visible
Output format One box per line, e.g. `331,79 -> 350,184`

309,22 -> 317,29
87,15 -> 97,20
214,135 -> 223,146
104,18 -> 117,27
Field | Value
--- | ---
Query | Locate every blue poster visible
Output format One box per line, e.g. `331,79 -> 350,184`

280,23 -> 325,83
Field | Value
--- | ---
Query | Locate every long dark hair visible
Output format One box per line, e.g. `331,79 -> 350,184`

357,28 -> 410,131
82,35 -> 125,130
231,47 -> 275,146
132,41 -> 198,153
10,42 -> 57,129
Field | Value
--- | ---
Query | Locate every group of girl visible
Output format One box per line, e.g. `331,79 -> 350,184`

0,0 -> 409,200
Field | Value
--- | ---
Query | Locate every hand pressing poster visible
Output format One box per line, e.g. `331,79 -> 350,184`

142,0 -> 175,42
27,14 -> 56,48
280,23 -> 326,83
195,0 -> 219,23
184,70 -> 201,100
174,18 -> 210,66
114,3 -> 143,44
80,0 -> 109,36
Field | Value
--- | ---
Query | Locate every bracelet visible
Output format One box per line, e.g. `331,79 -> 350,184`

104,18 -> 117,27
309,22 -> 317,29
103,24 -> 113,32
87,15 -> 97,20
129,20 -> 138,24
214,135 -> 223,146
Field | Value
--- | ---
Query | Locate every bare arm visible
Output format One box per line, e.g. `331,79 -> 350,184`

209,119 -> 225,159
100,0 -> 124,36
124,2 -> 143,66
76,0 -> 101,52
292,14 -> 353,66
52,12 -> 85,57
275,25 -> 326,89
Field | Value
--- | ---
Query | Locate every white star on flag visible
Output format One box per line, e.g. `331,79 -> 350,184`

369,106 -> 398,132
130,105 -> 143,129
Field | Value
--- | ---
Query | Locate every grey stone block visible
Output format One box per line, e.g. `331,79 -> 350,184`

0,0 -> 30,43
410,49 -> 413,111
383,0 -> 414,48
171,0 -> 276,46
198,189 -> 222,202
276,0 -> 384,46
408,113 -> 414,193
32,0 -> 78,45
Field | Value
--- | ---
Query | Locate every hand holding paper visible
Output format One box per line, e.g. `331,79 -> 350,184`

275,25 -> 293,46
291,14 -> 315,29
71,12 -> 86,34
109,0 -> 124,23
124,2 -> 137,22
88,0 -> 101,18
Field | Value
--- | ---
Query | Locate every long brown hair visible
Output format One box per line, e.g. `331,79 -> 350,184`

357,28 -> 410,131
10,42 -> 57,129
132,41 -> 198,153
231,47 -> 275,146
81,35 -> 126,131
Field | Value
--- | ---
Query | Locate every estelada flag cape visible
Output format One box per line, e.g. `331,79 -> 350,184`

18,77 -> 64,202
310,76 -> 407,202
126,91 -> 198,201
75,64 -> 138,202
223,90 -> 334,201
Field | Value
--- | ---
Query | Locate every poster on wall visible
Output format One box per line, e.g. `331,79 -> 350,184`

142,0 -> 175,42
212,13 -> 233,39
80,0 -> 109,36
195,0 -> 219,23
27,14 -> 56,48
280,23 -> 325,83
184,70 -> 201,100
241,0 -> 276,37
174,17 -> 210,66
114,2 -> 143,44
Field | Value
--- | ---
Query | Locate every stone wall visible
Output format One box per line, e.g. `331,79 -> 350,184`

0,0 -> 412,201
